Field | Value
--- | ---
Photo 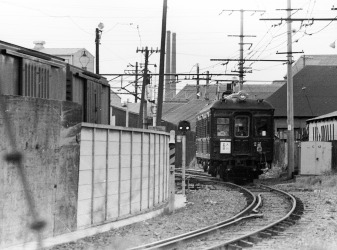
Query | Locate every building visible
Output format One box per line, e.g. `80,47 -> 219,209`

33,40 -> 94,72
267,65 -> 337,140
307,111 -> 337,141
291,54 -> 337,77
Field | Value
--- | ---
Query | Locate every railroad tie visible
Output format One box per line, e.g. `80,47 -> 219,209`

259,231 -> 272,238
248,235 -> 262,243
238,239 -> 254,247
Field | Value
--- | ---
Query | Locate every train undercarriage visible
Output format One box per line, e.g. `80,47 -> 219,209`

198,158 -> 271,183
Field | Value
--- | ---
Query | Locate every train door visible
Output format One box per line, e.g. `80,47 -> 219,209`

233,114 -> 252,155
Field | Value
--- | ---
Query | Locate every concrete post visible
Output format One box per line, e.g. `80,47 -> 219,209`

168,130 -> 175,213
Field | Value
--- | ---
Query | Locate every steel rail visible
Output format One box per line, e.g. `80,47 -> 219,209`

129,182 -> 257,250
205,184 -> 297,249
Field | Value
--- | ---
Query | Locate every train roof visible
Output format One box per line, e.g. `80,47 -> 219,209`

198,97 -> 274,115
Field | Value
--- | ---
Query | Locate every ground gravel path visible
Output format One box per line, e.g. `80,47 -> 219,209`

49,185 -> 247,250
251,182 -> 337,250
49,174 -> 337,250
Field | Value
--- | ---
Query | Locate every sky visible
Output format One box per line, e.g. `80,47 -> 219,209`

1,0 -> 337,100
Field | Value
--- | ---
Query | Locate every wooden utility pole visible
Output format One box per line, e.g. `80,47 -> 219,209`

205,71 -> 210,100
261,1 -> 337,178
221,9 -> 264,90
135,62 -> 138,103
137,47 -> 149,128
137,47 -> 159,128
196,64 -> 200,99
286,0 -> 295,179
156,0 -> 168,127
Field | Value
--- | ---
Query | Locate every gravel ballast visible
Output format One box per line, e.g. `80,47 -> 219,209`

50,186 -> 247,250
49,174 -> 337,250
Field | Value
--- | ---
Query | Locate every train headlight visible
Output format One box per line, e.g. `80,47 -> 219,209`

239,93 -> 247,101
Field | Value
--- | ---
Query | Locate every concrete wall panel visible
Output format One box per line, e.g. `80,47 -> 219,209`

78,185 -> 92,201
108,168 -> 119,182
107,181 -> 119,195
76,124 -> 170,236
108,154 -> 119,169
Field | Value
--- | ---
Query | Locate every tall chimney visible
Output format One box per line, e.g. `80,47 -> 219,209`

165,31 -> 171,101
33,40 -> 45,50
171,33 -> 177,98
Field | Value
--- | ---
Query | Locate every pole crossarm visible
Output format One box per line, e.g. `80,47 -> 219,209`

102,73 -> 240,76
219,9 -> 265,15
210,58 -> 288,62
228,35 -> 256,37
276,51 -> 304,54
261,18 -> 337,21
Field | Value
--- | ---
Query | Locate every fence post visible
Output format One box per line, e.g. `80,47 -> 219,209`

168,130 -> 175,213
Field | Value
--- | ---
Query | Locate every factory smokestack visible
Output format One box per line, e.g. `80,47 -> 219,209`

165,31 -> 171,101
171,33 -> 177,99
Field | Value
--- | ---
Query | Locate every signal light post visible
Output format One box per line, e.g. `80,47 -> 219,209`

178,120 -> 191,196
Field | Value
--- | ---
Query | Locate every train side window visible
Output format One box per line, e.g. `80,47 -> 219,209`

254,117 -> 269,137
217,118 -> 230,137
235,116 -> 249,137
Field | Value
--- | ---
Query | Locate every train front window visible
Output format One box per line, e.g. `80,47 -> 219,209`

234,116 -> 249,137
217,118 -> 230,137
254,117 -> 270,137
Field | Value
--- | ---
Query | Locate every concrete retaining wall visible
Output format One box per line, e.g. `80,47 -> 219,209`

0,96 -> 170,249
0,96 -> 82,248
77,124 -> 170,229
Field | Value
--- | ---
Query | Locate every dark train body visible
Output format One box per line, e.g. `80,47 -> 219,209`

196,92 -> 274,181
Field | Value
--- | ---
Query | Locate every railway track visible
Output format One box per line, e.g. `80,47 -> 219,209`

130,171 -> 303,250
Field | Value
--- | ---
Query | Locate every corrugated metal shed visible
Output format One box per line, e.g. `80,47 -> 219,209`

307,111 -> 337,122
0,40 -> 67,100
67,65 -> 110,125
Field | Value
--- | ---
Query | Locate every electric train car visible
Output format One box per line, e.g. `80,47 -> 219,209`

196,91 -> 274,182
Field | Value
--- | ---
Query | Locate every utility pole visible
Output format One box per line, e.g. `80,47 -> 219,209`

135,62 -> 139,103
205,71 -> 210,100
156,0 -> 168,127
221,9 -> 264,90
136,47 -> 159,129
196,64 -> 200,99
285,0 -> 295,179
260,1 -> 337,178
286,0 -> 295,179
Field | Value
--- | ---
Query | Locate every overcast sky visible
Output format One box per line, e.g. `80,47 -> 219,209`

1,0 -> 337,96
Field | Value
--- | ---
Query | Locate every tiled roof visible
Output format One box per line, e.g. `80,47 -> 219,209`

171,82 -> 284,102
162,99 -> 210,130
267,65 -> 337,118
